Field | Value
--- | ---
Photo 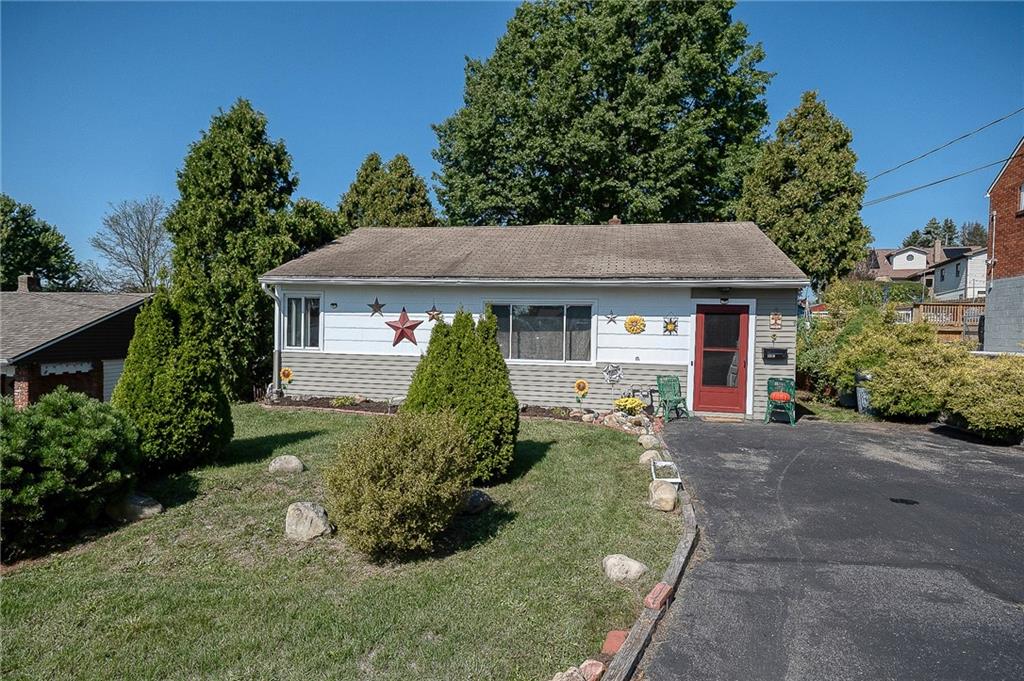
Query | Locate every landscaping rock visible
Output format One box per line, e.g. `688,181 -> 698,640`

268,455 -> 304,474
639,449 -> 660,465
579,659 -> 607,681
550,667 -> 586,681
105,493 -> 163,523
351,393 -> 366,404
602,554 -> 649,582
285,502 -> 332,540
582,412 -> 596,423
462,488 -> 493,515
638,434 -> 661,449
648,479 -> 677,511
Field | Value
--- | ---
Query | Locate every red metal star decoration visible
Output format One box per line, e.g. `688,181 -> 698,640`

425,304 -> 444,322
385,307 -> 423,346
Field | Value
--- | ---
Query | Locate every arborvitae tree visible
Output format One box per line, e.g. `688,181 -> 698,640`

338,153 -> 438,230
433,0 -> 770,225
113,289 -> 232,472
0,194 -> 82,291
403,308 -> 519,482
737,91 -> 871,290
165,99 -> 335,398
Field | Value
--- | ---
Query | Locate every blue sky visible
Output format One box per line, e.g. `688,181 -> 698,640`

2,1 -> 1022,262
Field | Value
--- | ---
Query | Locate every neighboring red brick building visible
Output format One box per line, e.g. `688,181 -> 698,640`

0,275 -> 149,408
983,136 -> 1024,352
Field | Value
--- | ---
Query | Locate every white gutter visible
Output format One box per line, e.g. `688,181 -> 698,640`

259,282 -> 281,393
258,276 -> 810,288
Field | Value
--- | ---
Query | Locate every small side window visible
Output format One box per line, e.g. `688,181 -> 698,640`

284,295 -> 321,349
955,263 -> 961,278
1019,182 -> 1024,212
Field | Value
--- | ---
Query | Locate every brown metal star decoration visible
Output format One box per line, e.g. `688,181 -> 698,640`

367,297 -> 385,316
425,304 -> 444,322
385,307 -> 423,346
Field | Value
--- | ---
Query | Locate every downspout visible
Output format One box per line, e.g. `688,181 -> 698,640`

260,281 -> 281,396
987,211 -> 997,292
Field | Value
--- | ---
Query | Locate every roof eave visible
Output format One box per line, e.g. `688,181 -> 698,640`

258,275 -> 810,288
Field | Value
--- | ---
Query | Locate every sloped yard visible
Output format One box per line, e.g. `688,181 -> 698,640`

1,404 -> 678,680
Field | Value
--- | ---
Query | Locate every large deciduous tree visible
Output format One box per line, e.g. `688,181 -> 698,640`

165,99 -> 339,398
433,0 -> 770,225
85,195 -> 171,292
338,153 -> 438,230
0,194 -> 82,291
736,91 -> 871,290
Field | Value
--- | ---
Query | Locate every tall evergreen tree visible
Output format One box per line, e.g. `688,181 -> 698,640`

165,99 -> 337,398
0,194 -> 82,291
338,153 -> 438,230
959,220 -> 987,247
901,217 -> 963,248
736,91 -> 871,290
433,0 -> 770,225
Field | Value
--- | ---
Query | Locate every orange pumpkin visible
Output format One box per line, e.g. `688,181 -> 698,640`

769,390 -> 791,402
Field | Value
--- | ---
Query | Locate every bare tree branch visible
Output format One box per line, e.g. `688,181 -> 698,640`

88,195 -> 171,292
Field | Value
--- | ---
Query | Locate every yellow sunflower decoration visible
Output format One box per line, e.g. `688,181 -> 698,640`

574,379 -> 589,404
624,315 -> 646,334
279,367 -> 294,384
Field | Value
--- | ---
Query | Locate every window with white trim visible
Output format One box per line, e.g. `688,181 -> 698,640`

285,295 -> 321,349
489,304 -> 592,362
1019,182 -> 1024,212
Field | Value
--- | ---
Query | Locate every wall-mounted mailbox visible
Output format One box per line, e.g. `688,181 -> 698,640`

763,347 -> 788,361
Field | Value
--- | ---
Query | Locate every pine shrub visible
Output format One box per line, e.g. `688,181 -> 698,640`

868,339 -> 969,419
0,388 -> 139,559
403,308 -> 519,482
945,355 -> 1024,443
324,411 -> 475,559
113,290 -> 233,473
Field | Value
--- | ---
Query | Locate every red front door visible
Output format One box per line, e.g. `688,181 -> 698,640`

694,305 -> 749,413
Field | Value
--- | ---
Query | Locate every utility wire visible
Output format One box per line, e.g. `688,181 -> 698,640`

867,105 -> 1024,182
863,152 -> 1023,207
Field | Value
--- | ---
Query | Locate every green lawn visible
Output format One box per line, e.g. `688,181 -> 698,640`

1,404 -> 678,680
797,391 -> 876,423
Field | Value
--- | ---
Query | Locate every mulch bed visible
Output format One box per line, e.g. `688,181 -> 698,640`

271,396 -> 395,414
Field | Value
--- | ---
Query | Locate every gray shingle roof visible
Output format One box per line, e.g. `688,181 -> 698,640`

0,292 -> 150,362
261,222 -> 808,282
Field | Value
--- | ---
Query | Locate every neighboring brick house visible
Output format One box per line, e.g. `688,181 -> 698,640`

0,275 -> 149,408
983,136 -> 1024,352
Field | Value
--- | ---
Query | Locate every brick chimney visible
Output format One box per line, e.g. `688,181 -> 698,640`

608,215 -> 622,225
17,274 -> 41,292
932,239 -> 943,265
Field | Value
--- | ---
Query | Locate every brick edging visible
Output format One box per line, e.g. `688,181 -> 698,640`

601,433 -> 700,681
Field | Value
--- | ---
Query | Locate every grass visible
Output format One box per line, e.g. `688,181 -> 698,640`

1,405 -> 678,680
796,390 -> 876,423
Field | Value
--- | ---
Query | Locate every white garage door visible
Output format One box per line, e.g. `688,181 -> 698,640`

102,359 -> 125,402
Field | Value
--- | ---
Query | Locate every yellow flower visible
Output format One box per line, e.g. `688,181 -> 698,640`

574,379 -> 589,396
279,367 -> 294,384
624,315 -> 646,334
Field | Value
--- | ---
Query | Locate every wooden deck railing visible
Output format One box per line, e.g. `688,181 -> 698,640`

909,302 -> 985,342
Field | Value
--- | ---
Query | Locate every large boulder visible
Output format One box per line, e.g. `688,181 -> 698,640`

106,493 -> 163,523
602,554 -> 649,582
285,502 -> 332,540
462,488 -> 493,515
639,449 -> 660,465
269,455 -> 304,474
638,434 -> 660,449
648,479 -> 677,512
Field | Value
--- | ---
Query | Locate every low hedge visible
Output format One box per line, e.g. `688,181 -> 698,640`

867,338 -> 970,419
945,355 -> 1024,443
0,387 -> 139,559
324,410 -> 476,559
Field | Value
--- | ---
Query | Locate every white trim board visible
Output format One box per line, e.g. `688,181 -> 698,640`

686,298 -> 756,417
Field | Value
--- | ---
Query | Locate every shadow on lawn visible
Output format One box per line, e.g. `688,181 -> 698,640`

497,439 -> 555,483
434,504 -> 518,558
217,429 -> 327,467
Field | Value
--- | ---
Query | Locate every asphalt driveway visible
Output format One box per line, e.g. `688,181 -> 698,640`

640,419 -> 1024,681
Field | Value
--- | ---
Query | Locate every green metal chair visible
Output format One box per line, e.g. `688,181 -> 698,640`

764,377 -> 797,426
655,375 -> 688,421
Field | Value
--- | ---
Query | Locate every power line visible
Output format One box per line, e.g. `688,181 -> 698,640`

863,152 -> 1022,207
867,105 -> 1024,182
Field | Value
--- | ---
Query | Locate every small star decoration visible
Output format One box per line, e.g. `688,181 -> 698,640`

604,310 -> 619,325
367,297 -> 385,316
386,307 -> 423,346
425,304 -> 444,322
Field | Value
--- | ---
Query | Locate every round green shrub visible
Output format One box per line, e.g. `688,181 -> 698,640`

324,411 -> 475,559
868,340 -> 969,419
0,387 -> 139,559
945,355 -> 1024,443
403,307 -> 519,482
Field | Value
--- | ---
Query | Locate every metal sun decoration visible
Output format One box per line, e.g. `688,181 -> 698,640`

663,316 -> 679,335
602,364 -> 623,384
368,297 -> 386,316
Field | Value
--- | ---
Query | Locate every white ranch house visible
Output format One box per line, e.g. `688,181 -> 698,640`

259,222 -> 808,420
